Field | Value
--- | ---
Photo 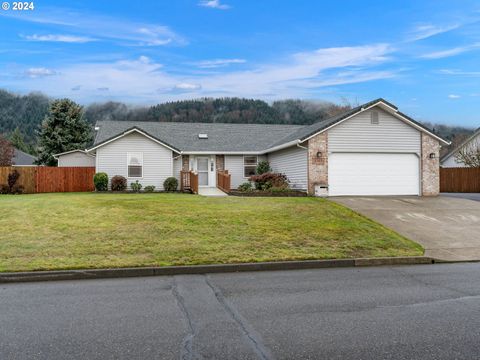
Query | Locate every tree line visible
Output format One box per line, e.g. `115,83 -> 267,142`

0,88 -> 475,162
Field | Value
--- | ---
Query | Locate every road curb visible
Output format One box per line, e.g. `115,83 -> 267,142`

0,257 -> 434,283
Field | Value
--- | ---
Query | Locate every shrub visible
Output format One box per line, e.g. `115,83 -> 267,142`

12,185 -> 24,195
93,172 -> 108,191
0,184 -> 9,194
163,177 -> 178,192
7,170 -> 20,191
111,175 -> 127,191
131,180 -> 142,192
238,182 -> 252,192
256,160 -> 271,175
249,172 -> 289,191
144,185 -> 156,193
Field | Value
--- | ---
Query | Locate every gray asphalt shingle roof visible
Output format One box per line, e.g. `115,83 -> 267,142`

92,99 -> 448,153
13,149 -> 36,166
94,121 -> 304,152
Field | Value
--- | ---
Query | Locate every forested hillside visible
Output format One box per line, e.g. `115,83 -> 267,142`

0,89 -> 474,154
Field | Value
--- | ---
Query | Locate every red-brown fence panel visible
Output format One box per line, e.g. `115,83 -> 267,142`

0,167 -> 37,193
35,167 -> 95,193
440,167 -> 480,193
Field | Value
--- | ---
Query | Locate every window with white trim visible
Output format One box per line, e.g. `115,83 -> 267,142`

127,152 -> 143,178
244,156 -> 258,177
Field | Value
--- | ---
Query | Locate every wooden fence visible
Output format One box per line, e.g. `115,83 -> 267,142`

0,166 -> 95,194
440,167 -> 480,193
217,170 -> 231,193
180,170 -> 199,194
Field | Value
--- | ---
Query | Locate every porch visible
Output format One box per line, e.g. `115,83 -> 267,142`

180,169 -> 231,195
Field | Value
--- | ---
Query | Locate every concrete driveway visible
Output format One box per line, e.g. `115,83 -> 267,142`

332,195 -> 480,261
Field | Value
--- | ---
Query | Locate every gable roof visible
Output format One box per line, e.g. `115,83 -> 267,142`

440,127 -> 480,163
13,148 -> 36,166
271,98 -> 450,147
91,121 -> 303,153
87,98 -> 450,154
53,149 -> 95,159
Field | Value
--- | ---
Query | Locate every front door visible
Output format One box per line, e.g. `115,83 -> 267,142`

197,157 -> 209,186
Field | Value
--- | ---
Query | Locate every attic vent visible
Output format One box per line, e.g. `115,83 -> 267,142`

370,111 -> 379,125
198,133 -> 208,139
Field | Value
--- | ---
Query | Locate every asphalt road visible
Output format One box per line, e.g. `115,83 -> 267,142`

1,263 -> 480,360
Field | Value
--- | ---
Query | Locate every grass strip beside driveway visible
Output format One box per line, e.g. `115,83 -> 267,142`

0,193 -> 423,272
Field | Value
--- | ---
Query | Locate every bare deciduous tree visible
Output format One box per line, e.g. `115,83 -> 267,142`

455,139 -> 480,167
0,134 -> 14,166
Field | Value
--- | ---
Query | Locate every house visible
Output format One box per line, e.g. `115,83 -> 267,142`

54,150 -> 96,167
82,99 -> 449,196
12,148 -> 36,166
441,127 -> 480,168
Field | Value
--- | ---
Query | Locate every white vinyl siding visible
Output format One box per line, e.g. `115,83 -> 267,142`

225,154 -> 266,189
173,156 -> 182,181
329,108 -> 421,154
57,152 -> 95,167
267,146 -> 308,190
96,132 -> 173,190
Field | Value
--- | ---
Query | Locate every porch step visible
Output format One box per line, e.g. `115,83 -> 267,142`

198,187 -> 228,197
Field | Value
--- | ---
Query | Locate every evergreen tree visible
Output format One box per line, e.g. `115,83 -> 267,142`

36,99 -> 92,166
9,127 -> 36,155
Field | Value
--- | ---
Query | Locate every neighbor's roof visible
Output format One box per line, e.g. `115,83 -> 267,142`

13,148 -> 36,166
440,127 -> 480,163
53,149 -> 94,159
89,98 -> 450,153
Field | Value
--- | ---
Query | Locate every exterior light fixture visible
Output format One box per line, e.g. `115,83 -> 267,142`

429,153 -> 436,159
316,151 -> 322,158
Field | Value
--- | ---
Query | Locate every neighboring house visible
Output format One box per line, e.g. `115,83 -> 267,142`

79,99 -> 448,196
53,150 -> 96,167
440,127 -> 480,168
12,148 -> 36,166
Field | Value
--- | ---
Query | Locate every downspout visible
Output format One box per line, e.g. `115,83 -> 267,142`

296,141 -> 308,150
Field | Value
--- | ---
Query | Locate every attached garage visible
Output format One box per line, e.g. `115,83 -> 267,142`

303,99 -> 450,196
328,153 -> 420,196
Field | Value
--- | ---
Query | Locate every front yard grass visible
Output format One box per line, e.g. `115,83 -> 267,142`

0,193 -> 423,272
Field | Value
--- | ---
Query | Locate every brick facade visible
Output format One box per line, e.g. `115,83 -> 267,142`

421,133 -> 440,196
307,132 -> 328,195
216,155 -> 225,171
182,155 -> 190,171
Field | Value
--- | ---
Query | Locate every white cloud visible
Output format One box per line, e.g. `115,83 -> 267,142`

22,34 -> 95,43
7,44 -> 395,102
173,83 -> 202,91
6,7 -> 185,46
448,94 -> 461,99
198,0 -> 230,10
407,23 -> 460,42
420,43 -> 480,59
195,59 -> 246,68
24,67 -> 57,78
439,69 -> 480,76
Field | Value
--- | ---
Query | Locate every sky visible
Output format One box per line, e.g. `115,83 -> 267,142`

1,0 -> 480,127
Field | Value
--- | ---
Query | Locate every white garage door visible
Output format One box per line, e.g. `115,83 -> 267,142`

328,153 -> 420,196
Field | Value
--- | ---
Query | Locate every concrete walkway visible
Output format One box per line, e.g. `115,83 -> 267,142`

198,187 -> 228,197
332,195 -> 480,261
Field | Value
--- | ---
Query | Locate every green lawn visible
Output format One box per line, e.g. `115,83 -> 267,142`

0,193 -> 423,272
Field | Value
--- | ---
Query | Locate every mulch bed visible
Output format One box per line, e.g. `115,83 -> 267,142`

229,190 -> 308,197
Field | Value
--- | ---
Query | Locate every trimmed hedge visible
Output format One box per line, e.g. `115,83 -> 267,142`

93,172 -> 108,191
